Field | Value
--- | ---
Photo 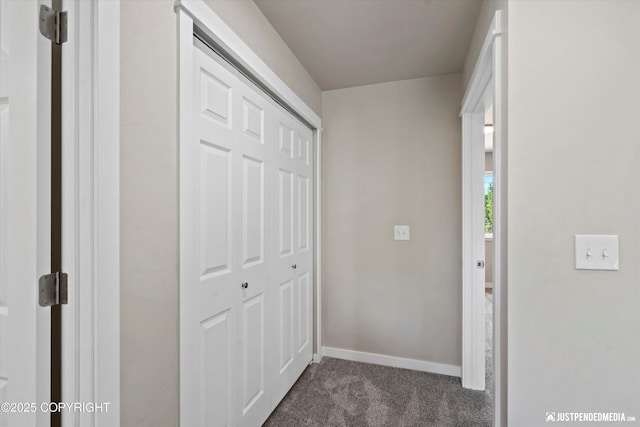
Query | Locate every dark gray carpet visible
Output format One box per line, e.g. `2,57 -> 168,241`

265,292 -> 494,426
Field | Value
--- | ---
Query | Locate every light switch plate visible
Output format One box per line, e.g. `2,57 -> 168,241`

394,225 -> 410,241
575,235 -> 619,270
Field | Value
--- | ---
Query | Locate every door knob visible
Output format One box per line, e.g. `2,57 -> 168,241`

241,282 -> 248,289
292,264 -> 297,269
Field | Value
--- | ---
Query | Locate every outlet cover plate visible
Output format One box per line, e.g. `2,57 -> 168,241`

394,225 -> 410,241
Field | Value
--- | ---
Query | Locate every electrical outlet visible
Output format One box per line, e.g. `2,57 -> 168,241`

394,225 -> 410,241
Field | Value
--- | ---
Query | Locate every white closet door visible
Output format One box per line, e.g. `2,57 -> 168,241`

183,38 -> 313,427
293,123 -> 313,371
186,44 -> 273,427
271,110 -> 314,405
187,46 -> 238,427
233,63 -> 273,427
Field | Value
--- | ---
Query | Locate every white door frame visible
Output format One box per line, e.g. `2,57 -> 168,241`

60,1 -> 119,425
460,5 -> 503,410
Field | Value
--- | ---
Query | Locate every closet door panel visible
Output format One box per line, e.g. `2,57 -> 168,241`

199,142 -> 232,277
200,310 -> 233,427
271,112 -> 299,403
240,294 -> 265,414
241,155 -> 264,267
186,39 -> 314,427
296,174 -> 310,253
292,125 -> 313,365
235,81 -> 272,427
187,47 -> 240,427
277,278 -> 294,374
277,168 -> 294,257
271,113 -> 314,405
297,271 -> 310,354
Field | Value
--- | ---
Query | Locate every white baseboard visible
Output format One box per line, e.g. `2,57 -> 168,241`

322,346 -> 461,378
312,352 -> 323,364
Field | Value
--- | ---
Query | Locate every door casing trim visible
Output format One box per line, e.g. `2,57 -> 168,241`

460,9 -> 504,426
61,1 -> 120,425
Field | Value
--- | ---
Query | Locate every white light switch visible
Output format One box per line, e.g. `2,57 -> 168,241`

394,225 -> 410,241
575,235 -> 619,270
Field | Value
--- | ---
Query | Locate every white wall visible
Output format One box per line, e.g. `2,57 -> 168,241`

508,0 -> 640,424
203,0 -> 322,116
120,1 -> 322,425
322,75 -> 463,367
462,0 -> 507,89
120,2 -> 177,426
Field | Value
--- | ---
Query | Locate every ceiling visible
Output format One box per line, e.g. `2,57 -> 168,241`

254,0 -> 483,91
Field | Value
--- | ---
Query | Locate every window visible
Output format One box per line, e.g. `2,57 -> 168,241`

484,172 -> 494,238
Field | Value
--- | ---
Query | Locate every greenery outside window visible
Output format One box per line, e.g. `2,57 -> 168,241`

484,172 -> 493,238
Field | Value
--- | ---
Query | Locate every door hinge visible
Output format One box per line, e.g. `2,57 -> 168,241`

39,5 -> 67,45
39,272 -> 68,307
